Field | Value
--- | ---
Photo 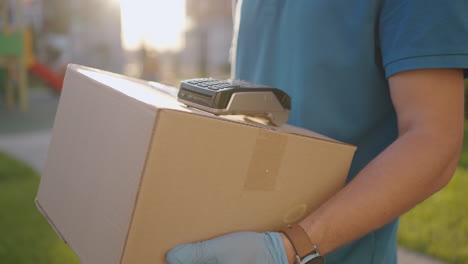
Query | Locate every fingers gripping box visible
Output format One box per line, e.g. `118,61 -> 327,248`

36,65 -> 356,264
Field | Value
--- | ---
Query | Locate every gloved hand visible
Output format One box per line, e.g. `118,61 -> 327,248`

166,231 -> 289,264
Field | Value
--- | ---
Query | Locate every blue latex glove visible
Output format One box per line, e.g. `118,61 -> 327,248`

166,232 -> 289,264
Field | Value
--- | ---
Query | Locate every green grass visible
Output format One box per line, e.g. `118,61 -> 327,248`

397,122 -> 468,264
0,152 -> 80,264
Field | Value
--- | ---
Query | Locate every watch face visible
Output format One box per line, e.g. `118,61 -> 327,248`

305,256 -> 325,264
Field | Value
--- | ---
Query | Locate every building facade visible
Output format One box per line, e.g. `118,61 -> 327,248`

40,0 -> 124,73
180,0 -> 233,78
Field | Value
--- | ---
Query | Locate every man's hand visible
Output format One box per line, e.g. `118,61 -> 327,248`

166,232 -> 289,264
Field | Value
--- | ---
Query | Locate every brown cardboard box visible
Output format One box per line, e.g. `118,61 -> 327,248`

36,65 -> 356,264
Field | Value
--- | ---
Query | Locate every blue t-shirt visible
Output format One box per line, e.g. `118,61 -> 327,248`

233,1 -> 468,263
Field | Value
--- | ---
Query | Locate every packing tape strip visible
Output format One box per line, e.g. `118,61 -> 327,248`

244,130 -> 287,191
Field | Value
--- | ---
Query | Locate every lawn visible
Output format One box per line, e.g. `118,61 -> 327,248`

0,152 -> 80,264
397,122 -> 468,264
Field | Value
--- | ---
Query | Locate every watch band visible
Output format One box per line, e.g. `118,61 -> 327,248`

280,224 -> 317,258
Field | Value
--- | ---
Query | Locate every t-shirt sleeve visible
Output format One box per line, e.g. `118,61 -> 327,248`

379,0 -> 468,78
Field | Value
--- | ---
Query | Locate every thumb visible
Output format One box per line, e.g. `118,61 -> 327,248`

166,242 -> 206,264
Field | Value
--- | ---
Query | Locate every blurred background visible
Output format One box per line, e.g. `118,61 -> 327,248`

0,0 -> 467,263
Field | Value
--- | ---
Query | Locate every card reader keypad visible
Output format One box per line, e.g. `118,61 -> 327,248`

187,79 -> 240,91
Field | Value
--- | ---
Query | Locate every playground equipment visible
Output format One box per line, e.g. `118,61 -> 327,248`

0,0 -> 28,112
1,0 -> 64,112
22,17 -> 63,92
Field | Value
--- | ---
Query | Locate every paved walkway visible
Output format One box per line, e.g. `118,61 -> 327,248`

0,128 -> 447,264
0,87 -> 58,173
0,130 -> 51,174
398,248 -> 446,264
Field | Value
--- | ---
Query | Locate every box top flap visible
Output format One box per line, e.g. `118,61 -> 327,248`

70,64 -> 355,148
72,64 -> 185,111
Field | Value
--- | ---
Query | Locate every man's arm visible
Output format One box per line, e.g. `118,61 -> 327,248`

282,68 -> 465,262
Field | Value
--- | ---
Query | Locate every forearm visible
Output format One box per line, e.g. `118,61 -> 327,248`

295,125 -> 462,257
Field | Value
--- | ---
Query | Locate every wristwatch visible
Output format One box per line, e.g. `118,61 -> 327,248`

279,224 -> 325,264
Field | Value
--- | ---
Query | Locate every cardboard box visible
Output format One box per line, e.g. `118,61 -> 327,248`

36,65 -> 356,264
